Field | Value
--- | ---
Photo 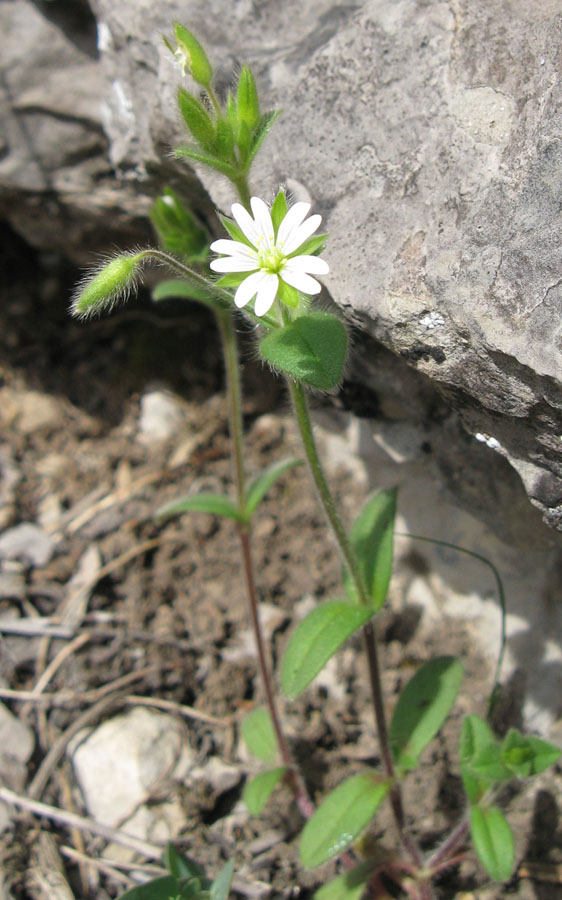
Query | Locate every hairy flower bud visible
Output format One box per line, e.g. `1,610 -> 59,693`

166,24 -> 213,87
71,253 -> 144,320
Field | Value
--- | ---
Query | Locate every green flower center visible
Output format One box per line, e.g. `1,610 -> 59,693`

258,245 -> 285,274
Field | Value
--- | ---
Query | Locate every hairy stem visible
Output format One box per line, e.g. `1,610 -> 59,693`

288,380 -> 421,865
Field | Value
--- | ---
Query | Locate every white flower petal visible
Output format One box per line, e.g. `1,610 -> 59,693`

281,214 -> 322,255
280,269 -> 322,295
234,271 -> 267,308
210,256 -> 258,273
254,273 -> 279,316
231,203 -> 261,248
210,239 -> 257,261
250,197 -> 275,250
276,202 -> 311,249
283,255 -> 329,275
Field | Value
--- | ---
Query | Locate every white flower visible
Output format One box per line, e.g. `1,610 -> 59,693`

210,196 -> 329,317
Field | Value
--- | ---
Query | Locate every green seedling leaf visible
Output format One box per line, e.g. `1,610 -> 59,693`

165,844 -> 206,881
246,109 -> 282,167
470,805 -> 515,882
459,715 -> 499,803
243,766 -> 287,815
157,493 -> 242,523
260,313 -> 347,392
314,861 -> 376,900
241,708 -> 278,765
244,457 -> 302,520
300,772 -> 391,868
210,858 -> 235,900
152,279 -> 222,306
342,488 -> 397,609
501,729 -> 561,777
281,601 -> 374,700
390,656 -> 464,773
117,876 -> 188,900
471,743 -> 511,782
175,147 -> 239,180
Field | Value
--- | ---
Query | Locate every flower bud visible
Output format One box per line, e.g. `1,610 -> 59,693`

169,24 -> 213,87
150,188 -> 207,261
236,67 -> 260,131
71,253 -> 144,319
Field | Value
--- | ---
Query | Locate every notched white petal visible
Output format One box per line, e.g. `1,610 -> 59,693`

210,257 -> 258,273
284,255 -> 329,275
281,214 -> 322,256
280,269 -> 322,295
254,273 -> 279,316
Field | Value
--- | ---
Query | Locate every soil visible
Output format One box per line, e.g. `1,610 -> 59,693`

1,224 -> 561,900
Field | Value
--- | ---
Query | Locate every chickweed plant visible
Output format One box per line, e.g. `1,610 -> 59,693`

72,25 -> 560,900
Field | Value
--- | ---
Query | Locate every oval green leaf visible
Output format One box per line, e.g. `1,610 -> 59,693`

117,876 -> 184,900
314,861 -> 376,900
343,488 -> 397,609
390,656 -> 464,773
210,858 -> 235,900
281,602 -> 374,700
470,805 -> 515,882
241,708 -> 278,765
260,313 -> 347,392
157,493 -> 242,523
300,772 -> 391,868
244,457 -> 302,520
165,843 -> 206,881
243,766 -> 287,815
459,714 -> 499,803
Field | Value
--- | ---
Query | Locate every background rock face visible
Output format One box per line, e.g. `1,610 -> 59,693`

2,0 -> 562,540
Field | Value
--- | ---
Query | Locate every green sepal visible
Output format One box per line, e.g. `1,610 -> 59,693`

177,89 -> 215,149
244,457 -> 302,520
218,214 -> 254,247
470,805 -> 515,882
214,272 -> 249,289
342,488 -> 397,609
156,493 -> 242,523
289,233 -> 328,258
243,767 -> 287,815
241,708 -> 278,765
210,859 -> 235,900
281,601 -> 374,700
389,656 -> 464,774
152,279 -> 226,308
259,312 -> 348,392
173,24 -> 213,86
175,146 -> 239,179
300,772 -> 391,868
271,190 -> 288,234
277,279 -> 300,309
237,66 -> 260,131
314,861 -> 376,900
246,109 -> 282,168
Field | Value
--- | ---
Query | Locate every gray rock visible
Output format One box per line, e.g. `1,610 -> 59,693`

0,523 -> 54,568
2,0 -> 562,540
0,702 -> 34,832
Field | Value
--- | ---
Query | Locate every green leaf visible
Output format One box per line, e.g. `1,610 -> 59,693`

150,188 -> 208,261
236,120 -> 252,165
214,117 -> 235,159
342,488 -> 397,609
246,109 -> 282,167
165,844 -> 206,881
152,279 -> 222,306
237,67 -> 260,131
271,189 -> 288,234
471,743 -> 512,782
177,89 -> 215,150
241,708 -> 278,765
244,457 -> 302,520
300,773 -> 391,868
389,656 -> 464,773
157,493 -> 242,523
459,715 -> 499,803
175,147 -> 239,179
260,313 -> 348,391
281,601 -> 374,700
314,861 -> 376,900
243,766 -> 287,815
501,729 -> 561,777
210,859 -> 235,900
117,877 -> 185,900
470,805 -> 515,882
